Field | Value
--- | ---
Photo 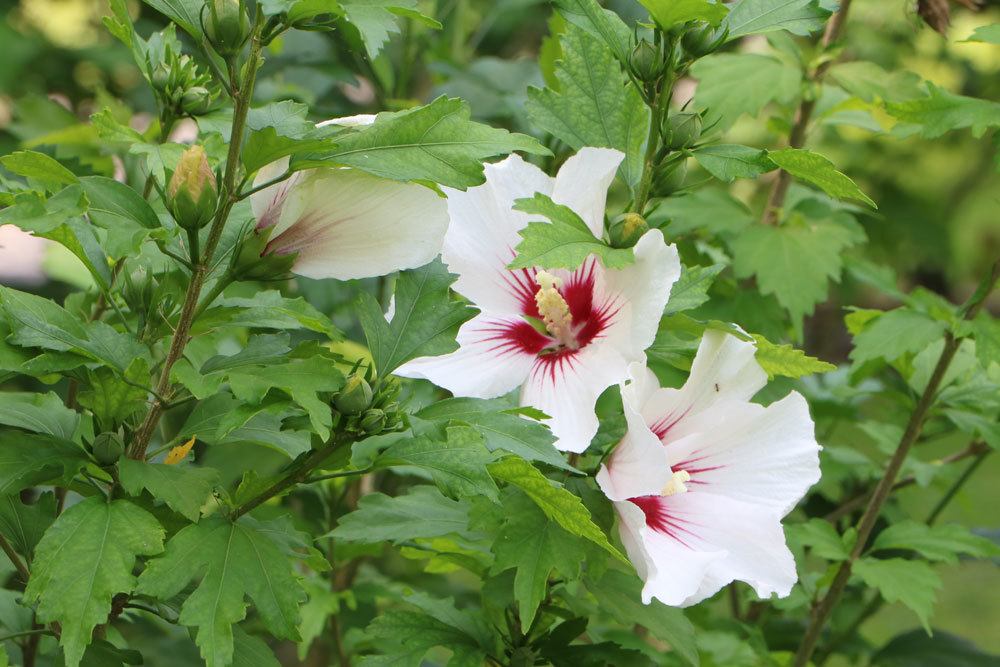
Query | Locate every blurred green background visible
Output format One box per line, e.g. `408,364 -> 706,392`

1,0 -> 998,660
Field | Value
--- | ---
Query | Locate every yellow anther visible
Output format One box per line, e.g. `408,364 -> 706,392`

661,469 -> 691,497
534,271 -> 577,349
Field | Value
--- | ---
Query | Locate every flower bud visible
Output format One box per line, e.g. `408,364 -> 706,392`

681,23 -> 729,58
204,0 -> 251,57
334,375 -> 373,415
167,145 -> 218,230
92,432 -> 124,465
151,63 -> 171,92
181,86 -> 213,116
628,39 -> 665,83
359,408 -> 387,434
661,112 -> 702,151
652,160 -> 687,197
609,212 -> 649,248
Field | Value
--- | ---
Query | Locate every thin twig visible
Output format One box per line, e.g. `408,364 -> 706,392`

0,533 -> 30,581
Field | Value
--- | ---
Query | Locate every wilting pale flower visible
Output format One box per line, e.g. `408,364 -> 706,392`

597,331 -> 821,606
395,148 -> 681,452
249,115 -> 449,280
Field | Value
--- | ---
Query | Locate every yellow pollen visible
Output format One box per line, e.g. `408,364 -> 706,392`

661,469 -> 691,497
534,271 -> 577,349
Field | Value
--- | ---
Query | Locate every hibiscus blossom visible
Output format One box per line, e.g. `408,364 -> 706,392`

395,148 -> 681,452
249,115 -> 449,280
596,331 -> 821,606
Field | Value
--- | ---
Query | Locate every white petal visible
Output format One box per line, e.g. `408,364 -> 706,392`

551,147 -> 624,237
663,393 -> 821,516
316,114 -> 377,128
249,156 -> 302,232
597,391 -> 670,502
520,342 -> 628,453
266,168 -> 448,280
659,492 -> 798,606
441,154 -> 553,313
395,312 -> 537,398
599,230 -> 681,361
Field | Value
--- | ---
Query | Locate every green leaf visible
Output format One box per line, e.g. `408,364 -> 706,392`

870,522 -> 1000,564
655,187 -> 753,237
526,24 -> 649,190
491,490 -> 582,627
886,83 -> 1000,138
375,425 -> 499,500
723,0 -> 831,39
363,606 -> 487,666
972,313 -> 1000,369
963,24 -> 1000,44
692,144 -> 776,182
639,0 -> 728,29
732,220 -> 854,338
552,0 -> 632,63
664,264 -> 725,315
247,100 -> 314,138
339,0 -> 440,58
357,259 -> 474,375
849,308 -> 947,365
137,517 -> 305,667
118,458 -> 219,522
0,492 -> 56,561
416,397 -> 574,471
767,148 -> 876,207
752,334 -> 836,379
78,357 -> 152,427
584,569 -> 699,666
0,150 -> 78,191
853,557 -> 940,631
242,127 -> 336,174
787,518 -> 851,561
298,97 -> 548,188
0,432 -> 88,495
827,62 -> 925,104
488,456 -> 625,561
691,53 -> 801,129
330,486 -> 472,543
0,391 -> 80,439
873,629 -> 1000,667
228,358 -> 344,440
78,176 -> 162,257
213,291 -> 339,337
24,497 -> 164,667
139,0 -> 204,40
509,193 -> 634,270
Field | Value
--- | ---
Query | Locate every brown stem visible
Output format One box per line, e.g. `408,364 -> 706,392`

0,532 -> 29,582
128,35 -> 263,460
231,441 -> 345,518
823,440 -> 990,522
760,0 -> 853,225
792,259 -> 999,667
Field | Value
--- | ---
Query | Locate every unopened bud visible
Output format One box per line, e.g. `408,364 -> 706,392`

151,63 -> 171,92
334,375 -> 373,415
652,160 -> 687,197
628,39 -> 665,83
203,0 -> 251,57
609,212 -> 649,248
92,432 -> 125,465
167,145 -> 218,230
661,112 -> 702,151
359,408 -> 387,434
181,86 -> 212,115
681,23 -> 729,58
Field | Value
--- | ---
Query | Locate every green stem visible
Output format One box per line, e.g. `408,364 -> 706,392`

0,628 -> 53,644
0,533 -> 29,581
792,259 -> 1000,667
631,84 -> 670,216
926,449 -> 991,525
238,169 -> 292,200
193,274 -> 234,320
129,30 -> 264,460
305,467 -> 372,484
232,440 -> 347,518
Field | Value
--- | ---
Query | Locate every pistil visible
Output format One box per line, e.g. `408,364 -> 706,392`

534,271 -> 577,349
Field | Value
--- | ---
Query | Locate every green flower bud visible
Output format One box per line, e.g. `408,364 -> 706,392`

359,408 -> 387,434
628,39 -> 665,83
653,160 -> 688,197
92,432 -> 124,465
181,86 -> 213,116
608,212 -> 649,248
335,375 -> 373,415
203,0 -> 251,57
151,63 -> 171,92
681,22 -> 729,59
167,145 -> 218,230
661,112 -> 702,151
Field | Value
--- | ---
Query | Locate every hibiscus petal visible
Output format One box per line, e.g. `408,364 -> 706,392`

598,230 -> 681,361
249,156 -> 302,232
395,312 -> 540,398
265,168 -> 449,280
551,147 -> 624,237
316,114 -> 376,128
662,393 -> 821,516
441,154 -> 553,313
520,342 -> 629,453
597,395 -> 670,502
